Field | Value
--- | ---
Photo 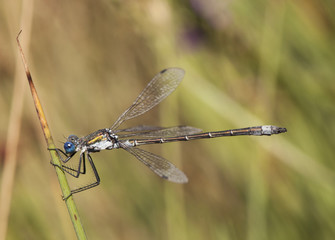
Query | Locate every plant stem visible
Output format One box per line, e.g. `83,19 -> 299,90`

16,30 -> 87,240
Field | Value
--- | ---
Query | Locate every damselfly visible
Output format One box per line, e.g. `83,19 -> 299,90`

53,68 -> 287,195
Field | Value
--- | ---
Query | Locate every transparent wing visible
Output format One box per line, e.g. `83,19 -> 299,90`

120,143 -> 188,183
115,125 -> 164,133
110,68 -> 185,130
117,125 -> 202,138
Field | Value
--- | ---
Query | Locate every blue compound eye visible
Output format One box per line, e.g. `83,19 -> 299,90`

64,142 -> 76,154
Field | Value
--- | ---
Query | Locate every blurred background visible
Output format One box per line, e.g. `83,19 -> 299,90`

1,0 -> 335,239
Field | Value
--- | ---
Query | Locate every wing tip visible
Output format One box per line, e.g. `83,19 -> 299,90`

166,173 -> 189,184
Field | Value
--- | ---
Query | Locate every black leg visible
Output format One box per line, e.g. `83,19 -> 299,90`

62,192 -> 73,201
69,153 -> 101,194
48,147 -> 74,163
49,148 -> 100,196
62,152 -> 85,178
49,148 -> 86,177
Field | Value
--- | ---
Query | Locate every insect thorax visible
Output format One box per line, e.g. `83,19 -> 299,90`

84,128 -> 118,152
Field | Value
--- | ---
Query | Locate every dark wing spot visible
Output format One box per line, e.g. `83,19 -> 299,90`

160,69 -> 167,74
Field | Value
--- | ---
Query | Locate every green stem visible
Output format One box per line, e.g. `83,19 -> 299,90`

16,31 -> 87,240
